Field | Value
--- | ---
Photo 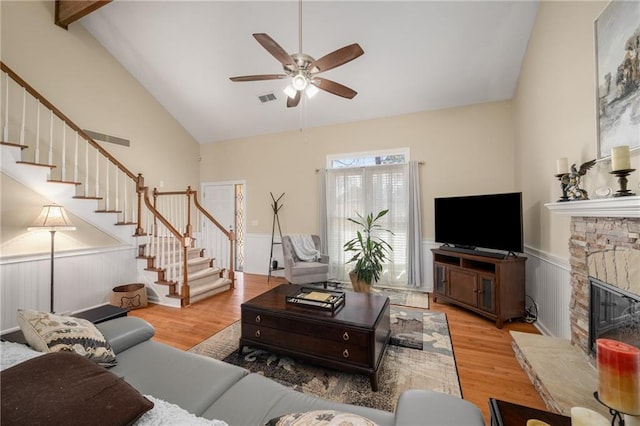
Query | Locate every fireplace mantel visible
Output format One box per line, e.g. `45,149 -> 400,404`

545,195 -> 640,218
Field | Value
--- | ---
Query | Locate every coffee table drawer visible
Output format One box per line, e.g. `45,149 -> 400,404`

242,323 -> 370,366
242,309 -> 370,346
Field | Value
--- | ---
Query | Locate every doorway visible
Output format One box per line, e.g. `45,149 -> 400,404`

201,181 -> 245,272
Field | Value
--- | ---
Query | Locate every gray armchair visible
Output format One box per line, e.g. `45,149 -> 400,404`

281,235 -> 329,285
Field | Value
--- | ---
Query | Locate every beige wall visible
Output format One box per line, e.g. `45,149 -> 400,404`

1,173 -> 121,256
0,0 -> 200,190
514,0 -> 639,258
200,101 -> 517,238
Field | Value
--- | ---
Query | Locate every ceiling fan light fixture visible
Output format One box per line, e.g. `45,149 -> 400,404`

283,84 -> 297,99
292,73 -> 308,91
305,83 -> 319,98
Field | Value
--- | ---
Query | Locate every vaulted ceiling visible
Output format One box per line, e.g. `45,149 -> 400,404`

77,1 -> 539,144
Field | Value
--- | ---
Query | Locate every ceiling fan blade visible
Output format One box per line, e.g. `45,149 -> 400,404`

313,78 -> 358,99
229,74 -> 287,82
253,33 -> 298,71
286,90 -> 302,108
309,43 -> 364,73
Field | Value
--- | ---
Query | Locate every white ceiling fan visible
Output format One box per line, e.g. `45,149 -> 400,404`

229,0 -> 364,108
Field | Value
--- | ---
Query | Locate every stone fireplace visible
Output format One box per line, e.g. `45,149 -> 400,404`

568,216 -> 640,356
511,197 -> 640,416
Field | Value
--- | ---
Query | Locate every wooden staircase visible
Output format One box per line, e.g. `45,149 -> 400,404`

138,238 -> 232,304
0,61 -> 234,307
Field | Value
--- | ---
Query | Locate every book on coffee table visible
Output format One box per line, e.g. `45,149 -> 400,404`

286,287 -> 345,313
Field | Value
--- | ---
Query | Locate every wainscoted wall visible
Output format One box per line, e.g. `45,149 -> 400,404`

0,235 -> 573,339
523,246 -> 572,339
0,245 -> 136,332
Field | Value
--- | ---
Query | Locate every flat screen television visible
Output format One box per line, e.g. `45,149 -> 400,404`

434,192 -> 524,255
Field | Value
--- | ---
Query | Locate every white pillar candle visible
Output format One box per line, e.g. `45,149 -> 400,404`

570,407 -> 609,426
611,146 -> 631,172
557,157 -> 569,174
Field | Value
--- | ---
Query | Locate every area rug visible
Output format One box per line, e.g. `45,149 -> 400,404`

188,307 -> 460,412
322,283 -> 430,309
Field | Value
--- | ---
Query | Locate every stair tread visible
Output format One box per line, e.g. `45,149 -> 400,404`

188,267 -> 222,281
1,141 -> 28,149
47,179 -> 82,185
16,161 -> 55,168
189,278 -> 232,296
188,257 -> 212,265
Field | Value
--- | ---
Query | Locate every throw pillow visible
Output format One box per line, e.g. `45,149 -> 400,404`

265,410 -> 378,426
16,308 -> 117,367
1,351 -> 153,426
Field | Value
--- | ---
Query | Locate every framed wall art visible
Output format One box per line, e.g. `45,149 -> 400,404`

594,0 -> 640,159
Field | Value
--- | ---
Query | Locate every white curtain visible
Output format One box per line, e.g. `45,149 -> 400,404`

322,163 -> 415,288
407,161 -> 424,289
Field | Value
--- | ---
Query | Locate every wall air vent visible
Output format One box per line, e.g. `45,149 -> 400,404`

258,92 -> 277,104
83,129 -> 130,147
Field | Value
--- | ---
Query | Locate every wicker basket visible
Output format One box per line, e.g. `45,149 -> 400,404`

110,283 -> 148,309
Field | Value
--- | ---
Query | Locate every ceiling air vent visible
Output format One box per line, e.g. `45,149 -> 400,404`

83,129 -> 130,147
258,92 -> 277,104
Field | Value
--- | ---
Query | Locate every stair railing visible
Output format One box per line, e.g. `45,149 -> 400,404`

139,185 -> 191,304
152,186 -> 235,286
1,61 -> 143,234
2,62 -> 235,306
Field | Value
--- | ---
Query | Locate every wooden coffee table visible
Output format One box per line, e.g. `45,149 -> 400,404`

240,284 -> 391,391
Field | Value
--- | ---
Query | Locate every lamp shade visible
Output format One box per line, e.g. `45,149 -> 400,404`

28,204 -> 76,231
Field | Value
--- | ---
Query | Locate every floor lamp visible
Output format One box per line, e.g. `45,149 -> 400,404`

28,204 -> 76,313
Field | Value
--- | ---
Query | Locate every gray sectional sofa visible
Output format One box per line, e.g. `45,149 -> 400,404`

1,315 -> 485,425
95,316 -> 485,425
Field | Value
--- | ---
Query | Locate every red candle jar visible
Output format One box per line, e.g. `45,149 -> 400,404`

597,339 -> 640,415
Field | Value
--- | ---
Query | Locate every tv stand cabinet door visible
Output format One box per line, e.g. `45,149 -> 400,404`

433,263 -> 448,301
477,274 -> 497,314
447,268 -> 478,307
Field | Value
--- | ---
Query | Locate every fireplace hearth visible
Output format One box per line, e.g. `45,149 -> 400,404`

589,277 -> 640,355
518,200 -> 640,416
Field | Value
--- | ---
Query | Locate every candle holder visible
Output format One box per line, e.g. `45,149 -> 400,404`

610,169 -> 636,197
555,173 -> 570,202
593,391 -> 632,426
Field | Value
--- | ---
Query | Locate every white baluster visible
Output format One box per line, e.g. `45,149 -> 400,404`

95,148 -> 99,199
115,169 -> 120,215
123,176 -> 128,223
35,101 -> 40,164
3,73 -> 8,141
105,160 -> 110,211
61,124 -> 66,181
84,139 -> 89,194
19,88 -> 25,145
73,133 -> 78,183
48,110 -> 53,175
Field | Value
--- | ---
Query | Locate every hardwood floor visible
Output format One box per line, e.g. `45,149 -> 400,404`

129,273 -> 546,424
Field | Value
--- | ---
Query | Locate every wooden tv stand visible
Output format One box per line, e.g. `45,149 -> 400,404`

432,248 -> 526,328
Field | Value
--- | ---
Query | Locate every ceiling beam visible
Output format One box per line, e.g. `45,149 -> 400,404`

55,0 -> 112,30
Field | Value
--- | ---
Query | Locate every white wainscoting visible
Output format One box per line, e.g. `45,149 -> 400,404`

522,245 -> 571,339
1,245 -> 137,332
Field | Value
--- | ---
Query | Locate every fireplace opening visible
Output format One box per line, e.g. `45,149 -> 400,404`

589,277 -> 640,355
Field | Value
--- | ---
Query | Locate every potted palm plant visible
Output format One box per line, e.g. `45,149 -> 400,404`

343,209 -> 394,292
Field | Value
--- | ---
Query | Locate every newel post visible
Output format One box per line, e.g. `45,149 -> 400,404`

185,186 -> 193,238
228,228 -> 235,288
134,173 -> 145,236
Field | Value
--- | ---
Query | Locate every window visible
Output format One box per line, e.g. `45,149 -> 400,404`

323,149 -> 410,287
327,148 -> 408,169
